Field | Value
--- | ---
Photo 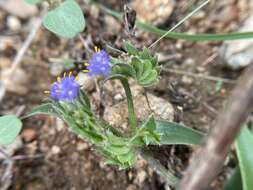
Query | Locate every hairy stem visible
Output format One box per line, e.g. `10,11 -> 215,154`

120,78 -> 138,132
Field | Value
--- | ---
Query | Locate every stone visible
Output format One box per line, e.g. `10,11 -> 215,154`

21,129 -> 37,142
1,67 -> 29,94
0,81 -> 6,102
136,170 -> 147,184
219,14 -> 253,70
49,62 -> 64,76
0,0 -> 38,19
6,16 -> 21,31
104,92 -> 174,129
131,0 -> 175,25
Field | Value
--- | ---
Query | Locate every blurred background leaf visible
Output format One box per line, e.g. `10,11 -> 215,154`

235,127 -> 253,190
43,0 -> 85,38
0,115 -> 22,145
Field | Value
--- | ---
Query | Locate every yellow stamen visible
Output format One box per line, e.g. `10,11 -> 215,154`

84,62 -> 89,66
57,76 -> 61,82
95,46 -> 100,52
69,71 -> 73,77
64,72 -> 66,77
83,69 -> 89,73
44,90 -> 50,94
75,76 -> 79,80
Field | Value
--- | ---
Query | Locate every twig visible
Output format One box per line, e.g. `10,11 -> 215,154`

0,154 -> 44,161
178,61 -> 253,190
180,89 -> 218,115
8,14 -> 43,75
162,67 -> 237,84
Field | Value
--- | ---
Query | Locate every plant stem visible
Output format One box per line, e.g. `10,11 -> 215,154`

120,78 -> 137,132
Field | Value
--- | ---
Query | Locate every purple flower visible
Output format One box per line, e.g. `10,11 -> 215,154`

86,49 -> 111,77
50,75 -> 80,101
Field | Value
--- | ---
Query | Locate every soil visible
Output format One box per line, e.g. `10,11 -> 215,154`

0,0 -> 250,189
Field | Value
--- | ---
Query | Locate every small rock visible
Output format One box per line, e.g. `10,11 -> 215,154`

181,76 -> 193,85
21,129 -> 37,142
76,72 -> 95,92
49,62 -> 64,76
106,172 -> 115,181
0,57 -> 11,69
219,14 -> 253,70
104,92 -> 174,129
136,170 -> 147,184
77,142 -> 89,151
126,184 -> 138,190
0,0 -> 38,19
104,15 -> 121,35
51,145 -> 61,155
131,0 -> 175,25
0,81 -> 6,102
114,93 -> 124,101
1,67 -> 29,94
6,16 -> 21,31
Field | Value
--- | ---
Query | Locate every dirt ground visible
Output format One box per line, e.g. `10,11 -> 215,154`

0,0 -> 251,189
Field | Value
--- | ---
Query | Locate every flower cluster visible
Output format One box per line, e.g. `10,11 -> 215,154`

85,48 -> 111,77
49,73 -> 80,101
47,48 -> 110,102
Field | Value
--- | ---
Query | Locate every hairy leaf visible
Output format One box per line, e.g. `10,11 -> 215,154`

0,115 -> 22,145
156,120 -> 204,145
43,0 -> 85,38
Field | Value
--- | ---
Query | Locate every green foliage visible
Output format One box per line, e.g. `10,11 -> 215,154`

99,4 -> 253,41
235,127 -> 253,190
63,58 -> 75,69
156,120 -> 204,145
123,40 -> 138,55
224,167 -> 242,190
43,0 -> 85,38
0,115 -> 22,145
25,0 -> 41,5
112,42 -> 159,87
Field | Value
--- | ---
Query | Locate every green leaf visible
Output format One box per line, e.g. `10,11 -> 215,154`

224,167 -> 242,190
43,0 -> 85,38
63,58 -> 75,69
98,4 -> 253,41
156,120 -> 204,145
123,41 -> 138,55
24,0 -> 41,5
0,115 -> 22,145
24,103 -> 59,118
112,63 -> 136,77
235,127 -> 253,190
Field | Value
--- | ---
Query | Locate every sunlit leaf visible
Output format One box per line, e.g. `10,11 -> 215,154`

43,0 -> 85,38
0,115 -> 22,145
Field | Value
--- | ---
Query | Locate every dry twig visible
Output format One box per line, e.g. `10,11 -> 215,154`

178,62 -> 253,190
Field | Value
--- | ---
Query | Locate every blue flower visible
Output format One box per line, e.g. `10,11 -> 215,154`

49,74 -> 80,101
85,49 -> 111,77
